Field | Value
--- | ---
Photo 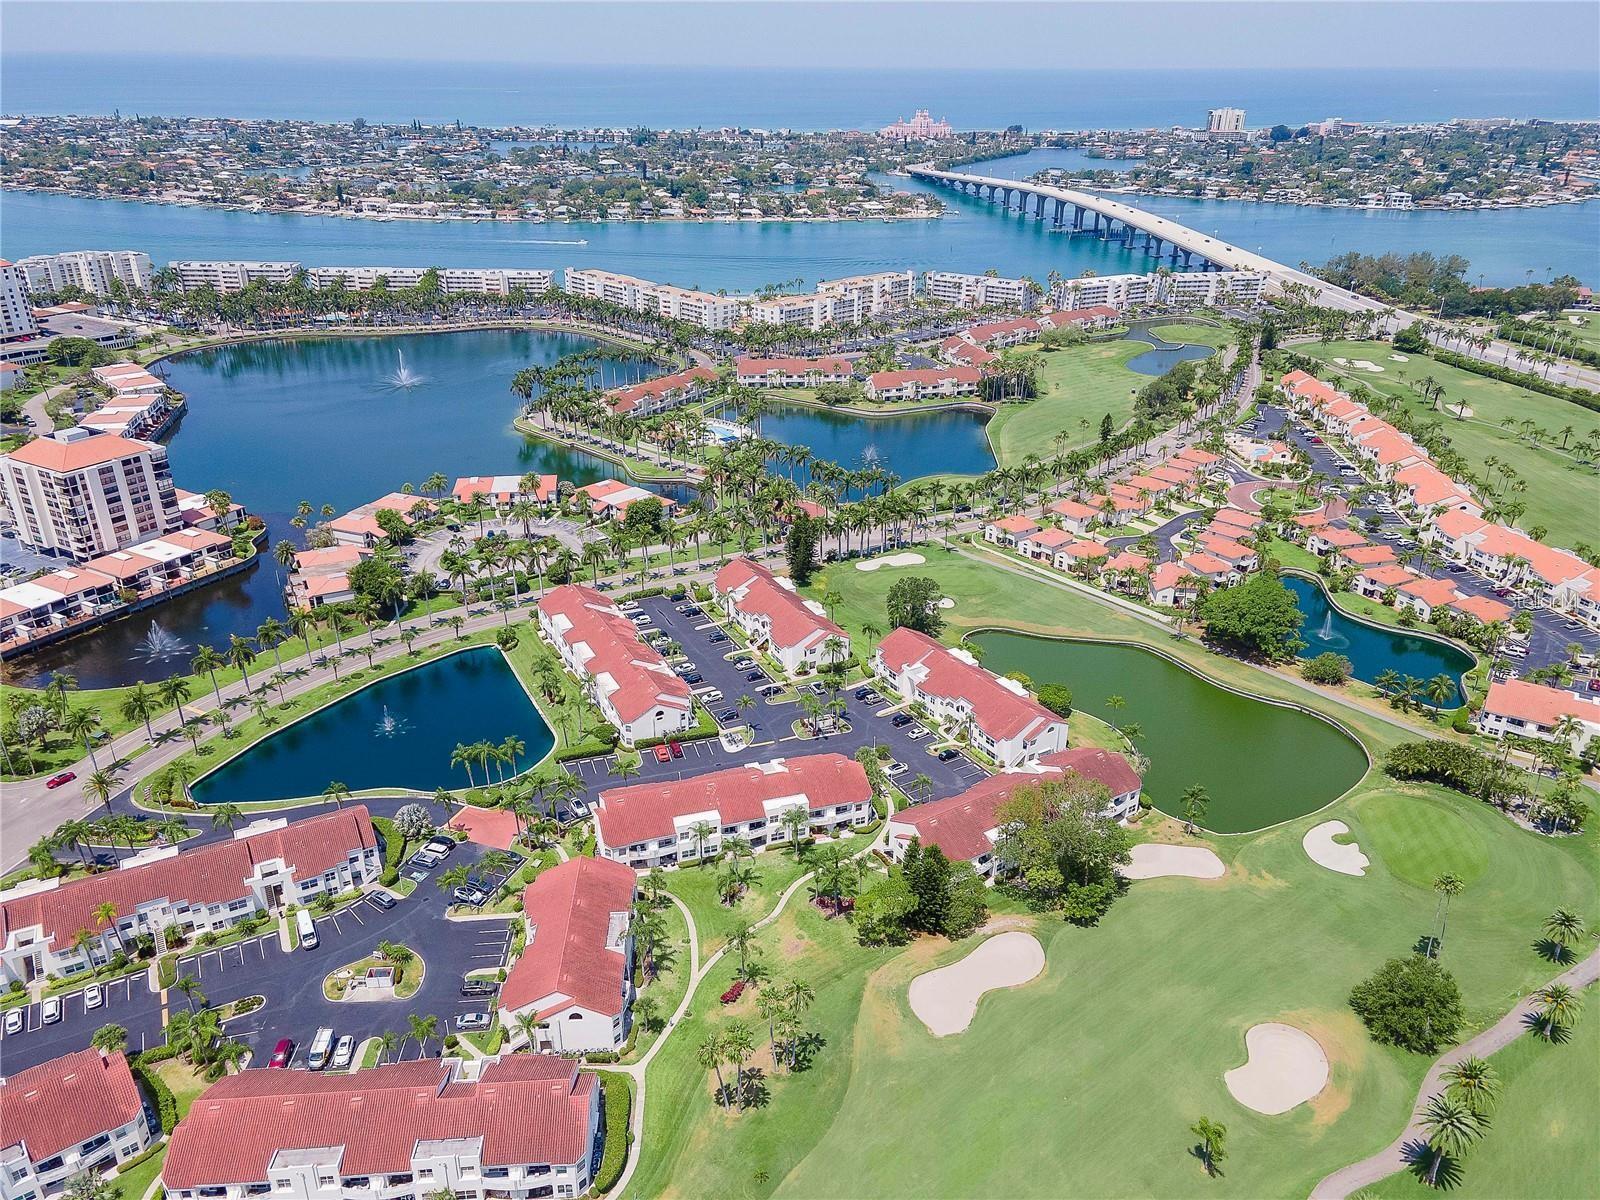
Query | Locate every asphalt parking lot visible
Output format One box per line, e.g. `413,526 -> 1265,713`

565,594 -> 991,805
0,855 -> 515,1075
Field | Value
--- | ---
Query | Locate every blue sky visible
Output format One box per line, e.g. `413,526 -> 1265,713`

5,1 -> 1598,71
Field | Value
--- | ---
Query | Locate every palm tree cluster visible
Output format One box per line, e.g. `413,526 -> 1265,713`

165,974 -> 250,1079
699,964 -> 817,1112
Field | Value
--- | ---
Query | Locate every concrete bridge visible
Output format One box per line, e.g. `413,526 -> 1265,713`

910,165 -> 1391,315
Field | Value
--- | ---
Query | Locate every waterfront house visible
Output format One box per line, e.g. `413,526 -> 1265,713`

873,627 -> 1068,768
328,492 -> 434,548
602,364 -> 717,417
733,356 -> 855,388
537,584 -> 693,746
863,365 -> 982,402
1148,560 -> 1201,607
1477,678 -> 1600,754
287,544 -> 369,610
573,479 -> 675,522
451,473 -> 558,508
1396,576 -> 1461,621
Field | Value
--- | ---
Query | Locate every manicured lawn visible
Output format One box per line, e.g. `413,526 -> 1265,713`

629,775 -> 1595,1200
987,337 -> 1171,464
1548,310 -> 1600,353
1364,1011 -> 1598,1200
152,1057 -> 211,1117
113,1147 -> 167,1200
1295,340 -> 1600,550
627,898 -> 693,1062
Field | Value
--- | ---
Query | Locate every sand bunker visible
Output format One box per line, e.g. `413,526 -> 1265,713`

937,597 -> 956,609
856,552 -> 927,572
1120,842 -> 1225,880
1225,1023 -> 1330,1115
1302,820 -> 1369,877
907,931 -> 1045,1036
1389,353 -> 1410,362
1349,360 -> 1386,373
1446,403 -> 1475,418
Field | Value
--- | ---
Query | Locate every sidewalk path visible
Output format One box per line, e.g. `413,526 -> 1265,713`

1309,946 -> 1600,1199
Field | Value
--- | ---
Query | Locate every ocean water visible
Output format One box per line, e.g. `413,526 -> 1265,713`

2,58 -> 1594,128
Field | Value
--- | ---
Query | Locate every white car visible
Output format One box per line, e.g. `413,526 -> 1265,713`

331,1035 -> 356,1070
905,726 -> 928,741
83,984 -> 104,1011
884,761 -> 909,778
41,996 -> 62,1024
4,1008 -> 22,1035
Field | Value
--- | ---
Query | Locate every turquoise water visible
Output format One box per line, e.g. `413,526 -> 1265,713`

1285,575 -> 1474,705
971,632 -> 1368,833
191,647 -> 553,804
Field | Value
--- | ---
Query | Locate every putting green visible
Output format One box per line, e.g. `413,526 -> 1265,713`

1352,789 -> 1490,890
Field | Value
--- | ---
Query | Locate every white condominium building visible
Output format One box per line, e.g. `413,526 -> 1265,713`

305,266 -> 554,295
1050,270 -> 1265,311
747,291 -> 858,331
0,428 -> 182,561
0,1049 -> 158,1200
1207,107 -> 1247,136
161,1056 -> 602,1200
924,270 -> 1039,310
564,267 -> 742,330
0,261 -> 38,341
16,251 -> 154,297
816,270 -> 916,314
169,260 -> 303,292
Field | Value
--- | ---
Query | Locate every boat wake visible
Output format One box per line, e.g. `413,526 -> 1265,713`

516,238 -> 589,245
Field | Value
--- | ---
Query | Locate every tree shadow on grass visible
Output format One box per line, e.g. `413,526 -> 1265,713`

1401,1139 -> 1462,1189
1532,937 -> 1572,965
787,1030 -> 827,1073
1186,1146 -> 1224,1180
1520,1011 -> 1573,1044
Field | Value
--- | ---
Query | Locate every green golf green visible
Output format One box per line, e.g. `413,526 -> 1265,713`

971,633 -> 1368,832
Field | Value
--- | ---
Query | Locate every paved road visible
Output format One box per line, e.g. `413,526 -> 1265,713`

1309,946 -> 1600,1199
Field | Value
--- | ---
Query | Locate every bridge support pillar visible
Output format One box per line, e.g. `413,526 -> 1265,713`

1053,198 -> 1065,226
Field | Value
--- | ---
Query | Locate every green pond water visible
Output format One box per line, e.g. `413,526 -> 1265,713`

972,633 -> 1368,833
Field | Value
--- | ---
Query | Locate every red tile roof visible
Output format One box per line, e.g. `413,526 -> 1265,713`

0,1049 -> 144,1164
5,431 -> 156,473
876,627 -> 1062,744
890,748 -> 1140,862
501,857 -> 635,1020
1444,593 -> 1513,624
734,356 -> 854,376
0,808 -> 376,948
603,365 -> 716,413
1484,679 -> 1600,729
537,585 -> 691,723
712,557 -> 846,655
867,366 -> 982,389
162,1056 -> 595,1187
596,753 -> 869,848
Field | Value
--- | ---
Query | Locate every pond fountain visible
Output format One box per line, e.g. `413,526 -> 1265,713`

133,621 -> 191,665
385,348 -> 424,389
191,647 -> 553,804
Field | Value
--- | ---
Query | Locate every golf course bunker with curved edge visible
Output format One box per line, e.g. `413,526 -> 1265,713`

1302,820 -> 1370,877
1120,842 -> 1226,880
857,552 -> 927,572
907,931 -> 1045,1037
1224,1023 -> 1330,1115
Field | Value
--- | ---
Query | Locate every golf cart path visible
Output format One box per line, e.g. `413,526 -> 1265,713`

1309,945 -> 1600,1199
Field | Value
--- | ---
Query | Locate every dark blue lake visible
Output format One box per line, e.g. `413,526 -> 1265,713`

1123,325 -> 1218,375
746,401 -> 996,482
1287,575 -> 1475,705
191,646 -> 553,804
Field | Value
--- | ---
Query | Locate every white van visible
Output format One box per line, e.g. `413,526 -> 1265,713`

296,909 -> 318,950
307,1026 -> 335,1071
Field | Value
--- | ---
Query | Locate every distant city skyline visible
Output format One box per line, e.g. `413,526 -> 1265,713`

4,1 -> 1598,72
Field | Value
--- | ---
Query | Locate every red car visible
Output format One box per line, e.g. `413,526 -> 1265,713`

268,1038 -> 294,1068
45,771 -> 76,790
653,744 -> 672,763
668,740 -> 684,759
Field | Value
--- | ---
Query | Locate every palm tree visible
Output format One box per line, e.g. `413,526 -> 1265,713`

209,803 -> 244,833
1430,873 -> 1465,957
722,1020 -> 756,1110
158,674 -> 193,725
1533,982 -> 1583,1040
90,1022 -> 129,1053
1441,1055 -> 1501,1115
407,1012 -> 440,1056
1189,1117 -> 1227,1177
450,743 -> 478,788
322,780 -> 352,810
63,707 -> 103,771
81,767 -> 122,815
1179,785 -> 1209,836
697,1034 -> 730,1108
1420,1093 -> 1489,1186
120,683 -> 159,743
174,973 -> 206,1012
1541,908 -> 1585,963
191,645 -> 227,707
688,819 -> 717,864
94,901 -> 126,953
378,1029 -> 403,1064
